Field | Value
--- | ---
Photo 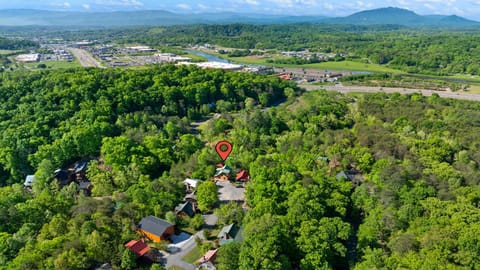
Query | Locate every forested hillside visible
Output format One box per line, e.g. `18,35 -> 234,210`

0,37 -> 37,50
0,65 -> 479,269
219,91 -> 480,269
0,65 -> 293,269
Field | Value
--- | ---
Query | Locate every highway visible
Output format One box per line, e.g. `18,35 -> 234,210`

68,48 -> 104,68
301,84 -> 480,102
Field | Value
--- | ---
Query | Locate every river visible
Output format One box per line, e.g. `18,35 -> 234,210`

185,50 -> 230,63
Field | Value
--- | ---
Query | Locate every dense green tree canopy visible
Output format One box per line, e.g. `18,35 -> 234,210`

0,60 -> 479,269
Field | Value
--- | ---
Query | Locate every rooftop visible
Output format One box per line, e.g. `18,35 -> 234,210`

24,175 -> 35,187
124,240 -> 150,257
184,178 -> 201,188
198,249 -> 218,264
138,216 -> 173,237
174,201 -> 195,217
215,165 -> 232,177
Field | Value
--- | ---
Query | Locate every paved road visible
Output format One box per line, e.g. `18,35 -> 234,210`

301,84 -> 480,101
165,232 -> 199,270
164,213 -> 218,270
68,48 -> 104,68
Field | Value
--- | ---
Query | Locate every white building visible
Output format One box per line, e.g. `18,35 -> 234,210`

16,54 -> 40,62
184,178 -> 202,190
193,61 -> 243,71
126,46 -> 157,53
155,53 -> 192,63
24,175 -> 35,187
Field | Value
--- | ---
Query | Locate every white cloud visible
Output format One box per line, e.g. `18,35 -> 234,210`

93,0 -> 144,7
453,7 -> 464,14
177,3 -> 191,10
198,3 -> 208,10
267,0 -> 317,8
356,1 -> 373,9
323,2 -> 334,10
245,0 -> 260,6
423,3 -> 436,10
413,0 -> 455,2
82,4 -> 90,9
51,1 -> 71,8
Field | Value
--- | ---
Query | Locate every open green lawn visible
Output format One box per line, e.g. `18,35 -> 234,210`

168,266 -> 185,270
0,49 -> 20,55
463,84 -> 480,94
182,245 -> 202,264
23,60 -> 81,69
302,61 -> 403,73
185,53 -> 207,62
187,49 -> 404,73
225,56 -> 403,73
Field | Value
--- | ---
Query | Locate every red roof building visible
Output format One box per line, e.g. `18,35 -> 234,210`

197,249 -> 219,264
235,170 -> 250,182
124,240 -> 151,257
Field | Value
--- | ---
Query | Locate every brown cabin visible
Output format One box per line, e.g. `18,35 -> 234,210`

137,216 -> 174,242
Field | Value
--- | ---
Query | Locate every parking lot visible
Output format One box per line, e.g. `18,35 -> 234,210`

216,180 -> 245,203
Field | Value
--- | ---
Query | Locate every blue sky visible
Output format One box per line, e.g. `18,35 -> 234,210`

1,0 -> 480,20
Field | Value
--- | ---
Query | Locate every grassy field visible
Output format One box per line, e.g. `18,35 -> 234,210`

184,53 -> 207,62
23,60 -> 81,69
464,84 -> 480,94
233,57 -> 403,73
192,50 -> 404,73
0,49 -> 20,55
303,61 -> 403,73
182,245 -> 202,264
168,266 -> 185,270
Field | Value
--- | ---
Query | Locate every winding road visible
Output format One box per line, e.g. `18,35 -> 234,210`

301,84 -> 480,101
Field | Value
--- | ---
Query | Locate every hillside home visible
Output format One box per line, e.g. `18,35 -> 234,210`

124,240 -> 151,257
213,165 -> 232,181
137,216 -> 175,242
217,223 -> 243,246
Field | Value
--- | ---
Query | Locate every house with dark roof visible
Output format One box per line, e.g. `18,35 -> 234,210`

213,165 -> 232,181
235,170 -> 250,182
184,190 -> 197,204
79,181 -> 93,196
124,240 -> 151,257
137,216 -> 175,242
217,223 -> 243,246
336,171 -> 350,180
54,169 -> 71,186
174,201 -> 195,218
336,169 -> 363,186
73,160 -> 89,182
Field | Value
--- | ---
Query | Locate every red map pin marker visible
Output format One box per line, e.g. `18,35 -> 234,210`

215,141 -> 232,161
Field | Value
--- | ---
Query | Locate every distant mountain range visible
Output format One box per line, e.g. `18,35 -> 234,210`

328,7 -> 479,26
0,7 -> 477,27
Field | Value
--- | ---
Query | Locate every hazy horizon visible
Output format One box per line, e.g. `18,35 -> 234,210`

0,1 -> 479,20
